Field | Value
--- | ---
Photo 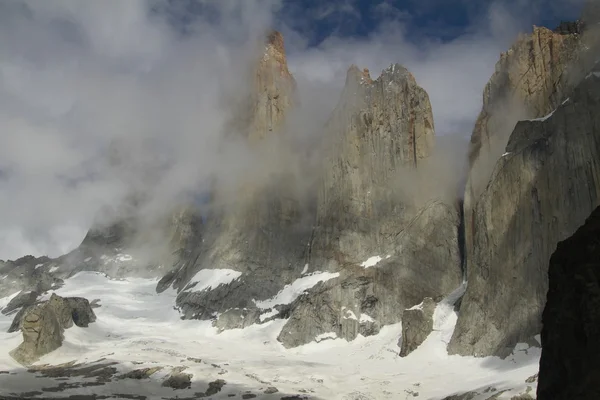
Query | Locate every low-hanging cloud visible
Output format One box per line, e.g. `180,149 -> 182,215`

0,0 -> 580,260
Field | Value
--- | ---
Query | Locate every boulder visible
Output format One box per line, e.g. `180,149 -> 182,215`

9,293 -> 96,366
399,298 -> 436,357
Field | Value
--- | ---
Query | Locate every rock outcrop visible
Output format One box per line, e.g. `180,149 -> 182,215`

276,65 -> 462,347
537,206 -> 600,400
399,297 -> 436,357
449,58 -> 600,356
9,293 -> 96,365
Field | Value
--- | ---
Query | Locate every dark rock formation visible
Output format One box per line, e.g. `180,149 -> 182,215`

399,297 -> 436,357
9,293 -> 96,365
537,206 -> 600,400
450,61 -> 600,356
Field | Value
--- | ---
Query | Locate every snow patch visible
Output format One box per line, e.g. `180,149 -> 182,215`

259,309 -> 279,322
0,275 -> 542,400
254,271 -> 339,309
49,266 -> 59,273
361,256 -> 383,268
502,152 -> 511,157
187,269 -> 242,292
84,257 -> 92,262
34,263 -> 43,269
301,263 -> 309,275
407,301 -> 424,311
315,332 -> 337,342
342,307 -> 357,320
527,98 -> 570,123
116,254 -> 133,262
359,313 -> 374,323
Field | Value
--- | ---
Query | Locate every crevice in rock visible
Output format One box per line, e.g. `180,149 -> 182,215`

457,198 -> 467,279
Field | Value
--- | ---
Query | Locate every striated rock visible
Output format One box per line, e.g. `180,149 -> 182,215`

449,64 -> 600,356
466,24 -> 580,177
9,293 -> 96,365
537,206 -> 600,400
399,298 -> 436,357
464,25 -> 581,282
275,63 -> 461,347
310,64 -> 437,270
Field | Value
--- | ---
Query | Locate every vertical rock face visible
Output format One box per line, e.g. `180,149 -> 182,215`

399,297 -> 436,357
537,206 -> 600,400
276,64 -> 462,348
464,27 -> 580,277
464,26 -> 581,264
449,59 -> 600,356
310,64 -> 437,269
248,31 -> 296,141
164,31 -> 313,324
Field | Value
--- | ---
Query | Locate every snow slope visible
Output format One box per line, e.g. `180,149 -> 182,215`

0,273 -> 541,399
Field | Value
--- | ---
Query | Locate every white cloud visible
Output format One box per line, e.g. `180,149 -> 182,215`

0,0 -> 570,260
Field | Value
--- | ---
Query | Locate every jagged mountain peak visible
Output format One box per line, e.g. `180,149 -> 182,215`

345,63 -> 417,89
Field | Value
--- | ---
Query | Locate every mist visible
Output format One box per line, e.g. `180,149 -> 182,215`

0,0 -> 583,260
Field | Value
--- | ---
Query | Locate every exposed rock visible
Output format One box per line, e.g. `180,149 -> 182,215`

537,206 -> 600,400
465,25 -> 581,199
554,20 -> 584,35
265,386 -> 279,394
310,64 -> 438,271
441,393 -> 477,400
117,367 -> 163,380
213,308 -> 261,332
161,367 -> 192,390
449,63 -> 600,356
463,26 -> 582,312
399,298 -> 436,357
0,256 -> 62,315
275,62 -> 461,347
279,200 -> 461,347
9,293 -> 97,365
204,379 -> 227,396
163,30 -> 313,325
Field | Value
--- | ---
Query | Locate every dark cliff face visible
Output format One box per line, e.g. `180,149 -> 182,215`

537,206 -> 600,400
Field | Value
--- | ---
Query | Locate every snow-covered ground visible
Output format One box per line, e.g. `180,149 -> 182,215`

0,272 -> 541,399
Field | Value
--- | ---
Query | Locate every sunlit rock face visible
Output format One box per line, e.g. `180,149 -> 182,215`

450,38 -> 600,358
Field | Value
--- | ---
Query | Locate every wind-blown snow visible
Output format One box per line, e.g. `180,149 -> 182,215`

186,269 -> 242,292
254,271 -> 339,309
0,275 -> 541,399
